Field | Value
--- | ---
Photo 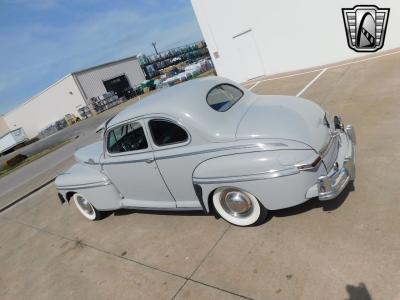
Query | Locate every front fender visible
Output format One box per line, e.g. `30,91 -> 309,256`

55,163 -> 110,189
55,163 -> 121,210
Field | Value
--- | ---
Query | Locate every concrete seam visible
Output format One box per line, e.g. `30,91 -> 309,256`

171,224 -> 231,299
10,218 -> 254,299
189,224 -> 231,278
189,279 -> 255,300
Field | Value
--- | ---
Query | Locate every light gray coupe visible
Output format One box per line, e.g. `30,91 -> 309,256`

56,76 -> 356,226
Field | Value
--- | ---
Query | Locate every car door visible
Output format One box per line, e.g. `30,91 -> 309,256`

146,118 -> 203,209
101,119 -> 176,209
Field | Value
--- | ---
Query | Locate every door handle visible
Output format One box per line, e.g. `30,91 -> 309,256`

145,158 -> 154,164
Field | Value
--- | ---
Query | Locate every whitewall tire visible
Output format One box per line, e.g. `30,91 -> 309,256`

72,193 -> 102,221
212,187 -> 267,226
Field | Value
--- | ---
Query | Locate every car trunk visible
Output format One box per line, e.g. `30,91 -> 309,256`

236,95 -> 331,152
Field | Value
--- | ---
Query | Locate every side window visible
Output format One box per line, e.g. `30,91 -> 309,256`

107,122 -> 148,153
206,84 -> 244,112
149,119 -> 189,147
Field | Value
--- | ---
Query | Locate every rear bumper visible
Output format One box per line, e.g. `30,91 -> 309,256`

318,124 -> 356,201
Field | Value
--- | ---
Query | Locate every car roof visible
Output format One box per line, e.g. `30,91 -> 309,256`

107,76 -> 256,141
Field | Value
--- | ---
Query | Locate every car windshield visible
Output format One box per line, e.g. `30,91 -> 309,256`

206,84 -> 244,112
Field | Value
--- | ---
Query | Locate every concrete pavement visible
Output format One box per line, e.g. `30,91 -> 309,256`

1,51 -> 400,299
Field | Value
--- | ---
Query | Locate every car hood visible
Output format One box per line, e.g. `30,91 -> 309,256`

74,141 -> 103,165
236,95 -> 330,151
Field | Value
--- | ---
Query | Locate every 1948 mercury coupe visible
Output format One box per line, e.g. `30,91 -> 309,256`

56,76 -> 356,226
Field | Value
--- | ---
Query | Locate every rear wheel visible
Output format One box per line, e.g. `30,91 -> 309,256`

212,187 -> 267,226
72,193 -> 103,221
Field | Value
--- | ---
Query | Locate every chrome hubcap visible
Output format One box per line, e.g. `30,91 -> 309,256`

76,195 -> 94,216
220,189 -> 253,218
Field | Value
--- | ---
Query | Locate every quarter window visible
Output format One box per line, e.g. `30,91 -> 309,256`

149,119 -> 188,147
206,84 -> 244,112
107,122 -> 148,153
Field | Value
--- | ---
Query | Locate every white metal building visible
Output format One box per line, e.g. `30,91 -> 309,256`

191,0 -> 400,82
3,56 -> 145,139
0,116 -> 9,137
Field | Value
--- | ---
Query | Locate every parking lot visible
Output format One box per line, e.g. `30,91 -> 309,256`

1,50 -> 400,300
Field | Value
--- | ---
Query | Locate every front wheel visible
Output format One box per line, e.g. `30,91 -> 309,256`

72,193 -> 103,221
212,187 -> 268,226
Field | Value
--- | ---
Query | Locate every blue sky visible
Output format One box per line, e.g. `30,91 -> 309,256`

0,0 -> 203,115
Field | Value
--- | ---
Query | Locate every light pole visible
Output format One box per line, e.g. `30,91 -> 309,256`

152,42 -> 159,55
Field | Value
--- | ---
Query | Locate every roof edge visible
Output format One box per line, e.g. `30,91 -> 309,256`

72,55 -> 138,75
3,74 -> 73,117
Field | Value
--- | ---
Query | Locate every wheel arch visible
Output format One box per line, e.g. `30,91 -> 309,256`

66,191 -> 76,202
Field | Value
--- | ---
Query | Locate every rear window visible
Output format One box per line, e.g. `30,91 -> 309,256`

206,84 -> 244,112
149,119 -> 189,147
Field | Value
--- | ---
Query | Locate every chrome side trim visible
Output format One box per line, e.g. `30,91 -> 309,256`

57,180 -> 111,190
193,167 -> 299,184
101,143 -> 289,164
155,143 -> 288,160
101,157 -> 152,165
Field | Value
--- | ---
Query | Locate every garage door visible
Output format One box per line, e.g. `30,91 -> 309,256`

103,75 -> 131,98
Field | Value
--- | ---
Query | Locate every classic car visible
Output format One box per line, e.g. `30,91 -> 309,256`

55,76 -> 356,226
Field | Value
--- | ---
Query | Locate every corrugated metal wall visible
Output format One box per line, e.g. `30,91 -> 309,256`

74,57 -> 145,101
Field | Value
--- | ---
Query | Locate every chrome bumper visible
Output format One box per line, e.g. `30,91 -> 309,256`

318,124 -> 356,201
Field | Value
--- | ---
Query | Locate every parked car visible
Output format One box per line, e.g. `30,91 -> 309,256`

56,76 -> 356,226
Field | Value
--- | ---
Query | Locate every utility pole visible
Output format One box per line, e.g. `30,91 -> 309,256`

152,42 -> 159,55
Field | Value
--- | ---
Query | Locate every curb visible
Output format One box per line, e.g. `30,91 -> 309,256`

0,178 -> 56,213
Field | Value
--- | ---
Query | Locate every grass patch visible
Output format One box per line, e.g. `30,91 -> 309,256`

0,139 -> 72,179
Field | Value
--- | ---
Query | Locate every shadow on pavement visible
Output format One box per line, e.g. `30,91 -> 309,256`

110,182 -> 355,225
113,209 -> 208,217
270,182 -> 355,220
346,282 -> 372,300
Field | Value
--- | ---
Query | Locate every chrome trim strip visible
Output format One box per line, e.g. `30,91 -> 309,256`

155,143 -> 288,161
101,157 -> 152,165
57,181 -> 111,190
101,143 -> 289,164
193,167 -> 299,184
318,125 -> 356,201
295,156 -> 322,171
319,133 -> 339,158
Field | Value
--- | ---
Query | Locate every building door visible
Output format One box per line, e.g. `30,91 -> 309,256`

233,29 -> 265,80
103,75 -> 131,98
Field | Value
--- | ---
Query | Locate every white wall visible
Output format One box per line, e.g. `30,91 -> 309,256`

74,57 -> 145,101
4,75 -> 86,138
0,116 -> 9,137
191,0 -> 400,82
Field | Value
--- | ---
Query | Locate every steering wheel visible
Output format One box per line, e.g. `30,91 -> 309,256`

134,136 -> 144,149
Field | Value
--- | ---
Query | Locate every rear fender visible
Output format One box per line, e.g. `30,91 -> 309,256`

193,150 -> 316,211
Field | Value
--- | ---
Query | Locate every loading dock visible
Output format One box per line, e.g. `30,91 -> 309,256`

103,74 -> 131,98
